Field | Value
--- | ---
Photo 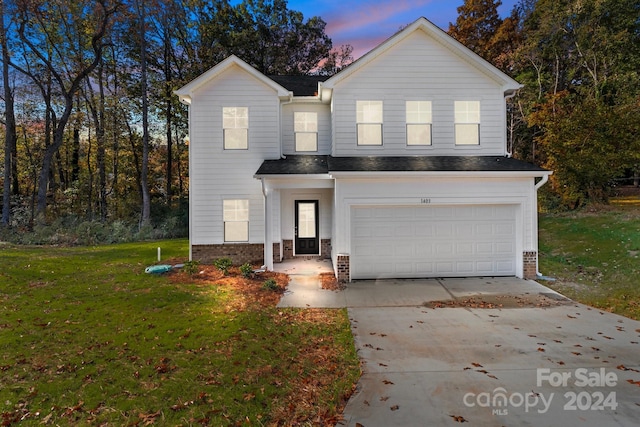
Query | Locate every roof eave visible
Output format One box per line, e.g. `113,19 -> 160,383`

174,55 -> 292,101
329,170 -> 552,179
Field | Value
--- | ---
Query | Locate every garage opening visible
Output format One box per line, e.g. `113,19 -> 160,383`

350,205 -> 517,279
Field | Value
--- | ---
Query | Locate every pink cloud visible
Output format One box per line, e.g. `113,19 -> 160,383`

319,0 -> 435,58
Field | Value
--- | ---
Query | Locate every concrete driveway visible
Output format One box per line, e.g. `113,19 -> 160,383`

275,263 -> 640,426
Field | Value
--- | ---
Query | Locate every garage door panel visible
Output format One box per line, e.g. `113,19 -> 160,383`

496,241 -> 515,254
351,205 -> 517,279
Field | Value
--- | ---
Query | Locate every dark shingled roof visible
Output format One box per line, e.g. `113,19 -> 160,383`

268,75 -> 327,96
256,155 -> 329,175
255,155 -> 547,175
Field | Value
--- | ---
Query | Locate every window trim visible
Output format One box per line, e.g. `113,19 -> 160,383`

294,111 -> 318,152
223,199 -> 249,242
454,101 -> 480,146
356,100 -> 383,146
406,101 -> 432,146
223,107 -> 249,150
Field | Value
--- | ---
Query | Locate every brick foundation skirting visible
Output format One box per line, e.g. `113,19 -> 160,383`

272,242 -> 281,263
336,254 -> 350,282
523,251 -> 537,279
192,244 -> 264,266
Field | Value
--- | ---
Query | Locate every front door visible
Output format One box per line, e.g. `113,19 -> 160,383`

295,200 -> 319,255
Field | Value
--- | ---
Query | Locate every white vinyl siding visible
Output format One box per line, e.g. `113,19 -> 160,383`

223,107 -> 248,149
281,104 -> 331,155
294,112 -> 318,152
455,101 -> 480,145
406,101 -> 432,146
223,199 -> 249,242
189,65 -> 279,245
331,31 -> 506,156
357,100 -> 383,146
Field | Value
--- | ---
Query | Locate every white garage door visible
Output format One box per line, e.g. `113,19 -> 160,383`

351,205 -> 517,279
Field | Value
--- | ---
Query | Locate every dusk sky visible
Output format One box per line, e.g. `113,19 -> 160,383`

259,0 -> 521,59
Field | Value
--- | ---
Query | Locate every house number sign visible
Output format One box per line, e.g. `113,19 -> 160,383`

420,198 -> 432,204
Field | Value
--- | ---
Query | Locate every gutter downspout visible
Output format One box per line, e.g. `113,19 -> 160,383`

534,174 -> 550,278
279,93 -> 294,159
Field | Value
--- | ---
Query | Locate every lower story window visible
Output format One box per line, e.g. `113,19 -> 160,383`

223,199 -> 249,242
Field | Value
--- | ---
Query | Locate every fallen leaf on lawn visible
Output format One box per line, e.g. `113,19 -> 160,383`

379,363 -> 388,367
537,348 -> 545,352
356,423 -> 365,427
617,365 -> 640,372
390,405 -> 399,411
627,379 -> 640,387
449,414 -> 468,423
138,410 -> 161,425
380,396 -> 389,402
554,340 -> 563,343
476,369 -> 488,374
472,362 -> 483,367
567,315 -> 576,319
591,347 -> 601,352
487,374 -> 498,380
603,336 -> 614,340
383,379 -> 394,385
572,352 -> 582,356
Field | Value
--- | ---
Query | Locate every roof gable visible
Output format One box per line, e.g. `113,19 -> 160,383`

175,55 -> 291,104
320,17 -> 521,100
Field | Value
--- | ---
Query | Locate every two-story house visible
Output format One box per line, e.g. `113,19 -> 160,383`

175,17 -> 551,282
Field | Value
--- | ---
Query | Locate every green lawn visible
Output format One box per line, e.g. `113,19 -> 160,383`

539,202 -> 640,320
0,240 -> 360,425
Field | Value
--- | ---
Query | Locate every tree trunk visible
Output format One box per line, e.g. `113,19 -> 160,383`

138,0 -> 151,227
1,0 -> 16,226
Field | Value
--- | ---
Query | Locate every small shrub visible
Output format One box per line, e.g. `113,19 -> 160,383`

262,278 -> 279,291
240,263 -> 253,278
182,260 -> 200,276
213,257 -> 233,275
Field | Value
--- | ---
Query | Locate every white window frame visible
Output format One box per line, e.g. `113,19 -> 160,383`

356,100 -> 383,146
223,199 -> 249,242
454,101 -> 480,146
406,101 -> 432,146
223,107 -> 248,150
294,112 -> 318,152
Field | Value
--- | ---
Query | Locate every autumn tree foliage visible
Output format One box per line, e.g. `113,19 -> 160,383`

0,0 -> 336,235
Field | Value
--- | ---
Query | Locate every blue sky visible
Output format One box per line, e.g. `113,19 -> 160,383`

283,0 -> 520,59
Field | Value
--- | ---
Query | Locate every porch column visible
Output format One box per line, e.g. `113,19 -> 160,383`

262,182 -> 274,272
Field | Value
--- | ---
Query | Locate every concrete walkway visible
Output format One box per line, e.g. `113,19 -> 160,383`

273,260 -> 640,426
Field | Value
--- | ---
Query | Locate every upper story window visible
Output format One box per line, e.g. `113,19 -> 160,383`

294,112 -> 318,152
406,101 -> 432,146
356,100 -> 383,146
223,199 -> 249,242
223,107 -> 248,149
454,101 -> 480,145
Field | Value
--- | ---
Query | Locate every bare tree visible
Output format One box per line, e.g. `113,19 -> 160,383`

12,0 -> 118,219
1,0 -> 17,226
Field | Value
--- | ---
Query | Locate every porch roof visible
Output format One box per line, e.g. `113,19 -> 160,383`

255,155 -> 547,176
